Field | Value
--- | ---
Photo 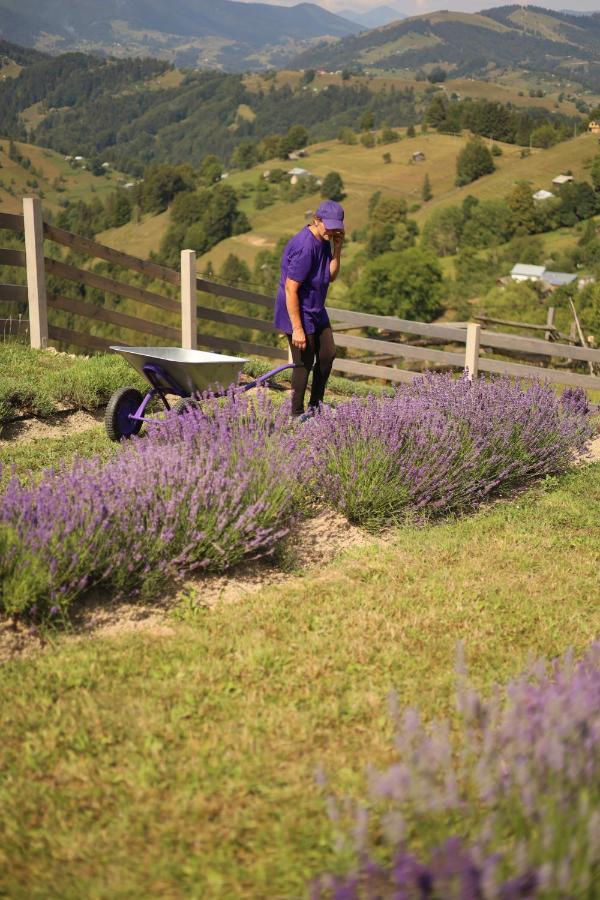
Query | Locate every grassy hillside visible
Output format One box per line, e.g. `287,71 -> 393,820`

97,130 -> 600,290
0,139 -> 128,213
293,6 -> 600,91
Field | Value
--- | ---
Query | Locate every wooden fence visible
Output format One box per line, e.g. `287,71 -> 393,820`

1,197 -> 600,391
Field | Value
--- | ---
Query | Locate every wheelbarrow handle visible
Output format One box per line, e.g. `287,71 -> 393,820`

242,362 -> 304,391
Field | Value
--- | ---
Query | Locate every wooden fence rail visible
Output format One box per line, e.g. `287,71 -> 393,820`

1,197 -> 600,391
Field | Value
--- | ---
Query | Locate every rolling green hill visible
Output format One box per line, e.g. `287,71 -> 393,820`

0,139 -> 129,214
97,129 -> 600,300
293,6 -> 600,92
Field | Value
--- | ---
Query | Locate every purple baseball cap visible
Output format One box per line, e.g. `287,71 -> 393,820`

315,199 -> 345,231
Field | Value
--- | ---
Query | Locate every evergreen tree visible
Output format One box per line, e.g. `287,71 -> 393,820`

406,124 -> 416,138
507,183 -> 537,235
320,171 -> 345,202
591,155 -> 600,193
455,137 -> 495,187
422,174 -> 432,202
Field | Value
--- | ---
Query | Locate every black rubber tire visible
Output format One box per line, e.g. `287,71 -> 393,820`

104,387 -> 144,442
172,397 -> 201,416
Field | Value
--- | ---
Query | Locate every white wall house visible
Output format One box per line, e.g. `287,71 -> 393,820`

510,264 -> 546,282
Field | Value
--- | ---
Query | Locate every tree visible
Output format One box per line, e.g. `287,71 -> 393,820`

104,189 -> 132,229
507,182 -> 537,235
141,164 -> 193,213
302,68 -> 316,85
321,171 -> 345,201
232,141 -> 258,171
338,127 -> 357,145
455,137 -> 495,187
421,174 -> 432,202
220,253 -> 251,288
379,127 -> 399,144
360,132 -> 375,148
360,110 -> 374,131
592,155 -> 600,193
382,152 -> 392,164
406,124 -> 416,138
199,154 -> 223,184
422,205 -> 464,256
351,247 -> 444,320
461,199 -> 514,248
427,67 -> 447,83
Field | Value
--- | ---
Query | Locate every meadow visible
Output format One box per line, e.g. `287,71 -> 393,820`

1,342 -> 599,895
97,130 -> 600,289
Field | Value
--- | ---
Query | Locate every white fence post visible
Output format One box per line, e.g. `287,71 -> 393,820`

464,322 -> 481,380
23,196 -> 48,349
181,249 -> 197,350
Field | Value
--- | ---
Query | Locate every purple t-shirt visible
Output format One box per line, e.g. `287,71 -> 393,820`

273,226 -> 332,334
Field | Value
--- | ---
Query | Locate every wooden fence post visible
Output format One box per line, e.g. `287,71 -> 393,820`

544,306 -> 555,342
23,196 -> 48,349
181,249 -> 197,350
464,322 -> 481,380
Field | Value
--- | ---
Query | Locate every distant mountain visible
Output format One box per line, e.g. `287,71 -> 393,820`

292,5 -> 600,90
0,0 -> 361,71
337,5 -> 406,29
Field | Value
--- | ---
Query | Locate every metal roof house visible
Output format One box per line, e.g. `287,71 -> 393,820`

533,189 -> 554,202
510,264 -> 546,282
552,174 -> 574,187
540,271 -> 577,288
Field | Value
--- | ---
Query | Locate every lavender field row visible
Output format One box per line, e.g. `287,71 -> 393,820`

0,373 -> 593,620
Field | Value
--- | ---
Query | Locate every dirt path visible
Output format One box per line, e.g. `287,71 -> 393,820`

0,509 -> 380,661
0,408 -> 105,444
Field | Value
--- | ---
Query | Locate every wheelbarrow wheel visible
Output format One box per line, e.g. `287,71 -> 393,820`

105,387 -> 144,442
172,398 -> 201,416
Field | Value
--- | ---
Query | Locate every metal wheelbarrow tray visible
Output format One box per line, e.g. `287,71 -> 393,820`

105,345 -> 296,441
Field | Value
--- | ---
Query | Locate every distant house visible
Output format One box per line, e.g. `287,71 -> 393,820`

533,189 -> 554,202
510,263 -> 579,289
411,151 -> 426,162
588,120 -> 600,134
552,174 -> 574,187
74,155 -> 84,161
540,271 -> 577,290
510,263 -> 546,282
288,167 -> 310,184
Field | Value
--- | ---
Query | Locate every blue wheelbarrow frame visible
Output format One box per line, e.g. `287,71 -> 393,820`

105,346 -> 299,441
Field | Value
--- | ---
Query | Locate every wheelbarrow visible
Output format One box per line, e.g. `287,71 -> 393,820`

105,346 -> 297,441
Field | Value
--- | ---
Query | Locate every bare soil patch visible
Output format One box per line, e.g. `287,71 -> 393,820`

0,510 -> 378,662
0,408 -> 105,444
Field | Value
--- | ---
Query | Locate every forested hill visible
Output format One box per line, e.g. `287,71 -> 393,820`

0,0 -> 360,71
0,50 -> 418,174
293,6 -> 600,90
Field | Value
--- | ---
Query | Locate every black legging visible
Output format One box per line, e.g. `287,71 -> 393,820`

286,326 -> 336,416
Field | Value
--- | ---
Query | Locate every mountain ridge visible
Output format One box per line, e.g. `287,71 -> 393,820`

291,5 -> 600,89
0,0 -> 361,70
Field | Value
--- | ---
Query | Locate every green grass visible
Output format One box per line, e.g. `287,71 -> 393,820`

0,427 -> 114,489
1,463 -> 598,898
0,344 -> 147,432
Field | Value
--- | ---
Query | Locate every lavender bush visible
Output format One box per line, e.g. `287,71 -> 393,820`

302,375 -> 592,529
0,391 -> 303,617
313,642 -> 600,899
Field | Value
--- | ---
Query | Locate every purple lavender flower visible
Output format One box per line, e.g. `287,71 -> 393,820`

301,374 -> 592,528
313,643 -> 600,898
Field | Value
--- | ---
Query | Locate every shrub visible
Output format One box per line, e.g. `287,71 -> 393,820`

0,392 -> 303,617
312,641 -> 600,898
455,137 -> 495,187
301,374 -> 591,530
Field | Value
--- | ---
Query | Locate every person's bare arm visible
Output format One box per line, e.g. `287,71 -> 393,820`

329,233 -> 344,282
285,278 -> 306,349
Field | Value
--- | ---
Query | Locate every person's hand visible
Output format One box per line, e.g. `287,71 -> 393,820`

332,232 -> 345,253
291,326 -> 306,350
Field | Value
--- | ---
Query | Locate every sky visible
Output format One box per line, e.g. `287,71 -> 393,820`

235,0 -> 599,14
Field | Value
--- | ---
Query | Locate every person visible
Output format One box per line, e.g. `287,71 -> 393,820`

273,199 -> 345,418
